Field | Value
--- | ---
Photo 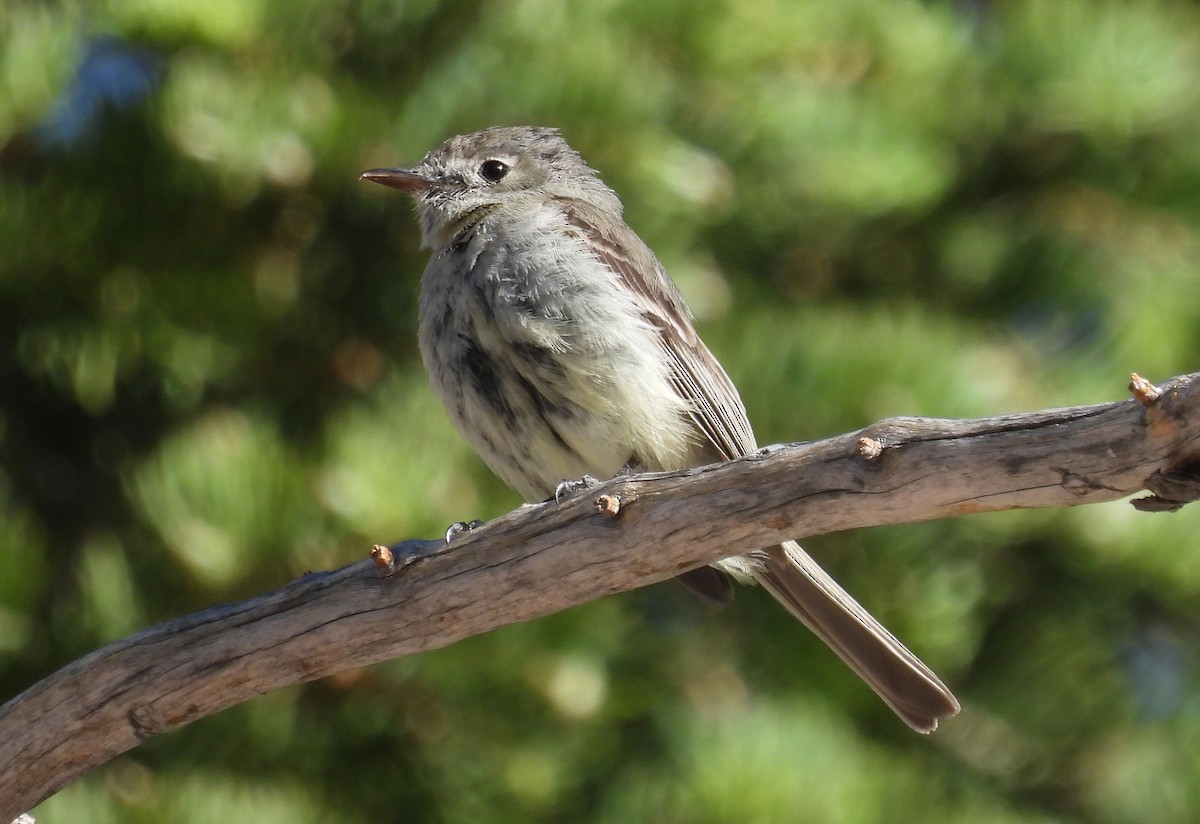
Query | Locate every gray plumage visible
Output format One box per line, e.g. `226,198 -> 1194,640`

362,126 -> 960,732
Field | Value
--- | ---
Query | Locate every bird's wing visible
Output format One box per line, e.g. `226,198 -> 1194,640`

558,198 -> 757,461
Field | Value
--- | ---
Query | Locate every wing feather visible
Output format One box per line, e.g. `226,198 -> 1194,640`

558,199 -> 756,461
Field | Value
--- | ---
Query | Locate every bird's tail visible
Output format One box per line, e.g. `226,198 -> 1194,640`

754,541 -> 960,733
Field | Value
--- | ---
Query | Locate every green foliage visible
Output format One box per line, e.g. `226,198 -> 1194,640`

3,0 -> 1200,820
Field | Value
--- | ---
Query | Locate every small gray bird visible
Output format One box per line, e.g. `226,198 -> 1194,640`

362,126 -> 959,732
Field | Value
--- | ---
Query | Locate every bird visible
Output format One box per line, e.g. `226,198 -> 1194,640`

361,125 -> 960,732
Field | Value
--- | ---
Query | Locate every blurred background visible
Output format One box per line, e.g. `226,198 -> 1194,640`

3,0 -> 1200,821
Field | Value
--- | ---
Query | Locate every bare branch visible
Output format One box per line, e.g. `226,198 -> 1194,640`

2,371 -> 1199,819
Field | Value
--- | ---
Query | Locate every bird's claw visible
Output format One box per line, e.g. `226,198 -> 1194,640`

553,475 -> 600,504
444,519 -> 486,544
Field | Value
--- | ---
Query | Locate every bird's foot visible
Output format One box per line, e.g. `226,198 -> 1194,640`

444,519 -> 486,543
553,475 -> 600,504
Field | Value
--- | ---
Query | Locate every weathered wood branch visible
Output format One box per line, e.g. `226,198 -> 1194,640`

3,372 -> 1200,819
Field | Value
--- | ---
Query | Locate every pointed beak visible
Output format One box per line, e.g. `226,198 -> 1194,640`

360,167 -> 431,193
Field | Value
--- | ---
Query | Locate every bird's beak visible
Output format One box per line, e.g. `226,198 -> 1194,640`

360,167 -> 431,193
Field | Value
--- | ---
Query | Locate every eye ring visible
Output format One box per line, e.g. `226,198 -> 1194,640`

479,159 -> 509,183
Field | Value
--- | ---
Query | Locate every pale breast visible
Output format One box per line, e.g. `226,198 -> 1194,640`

417,205 -> 696,501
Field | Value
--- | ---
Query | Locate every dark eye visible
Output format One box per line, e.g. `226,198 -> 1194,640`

479,159 -> 509,183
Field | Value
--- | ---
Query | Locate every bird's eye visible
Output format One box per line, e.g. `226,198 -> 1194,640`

479,159 -> 509,183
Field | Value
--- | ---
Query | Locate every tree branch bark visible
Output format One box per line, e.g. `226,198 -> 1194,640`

3,372 -> 1200,819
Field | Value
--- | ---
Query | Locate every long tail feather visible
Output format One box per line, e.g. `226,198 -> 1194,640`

754,541 -> 960,733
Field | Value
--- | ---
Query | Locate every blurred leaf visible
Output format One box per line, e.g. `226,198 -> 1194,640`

126,409 -> 318,587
